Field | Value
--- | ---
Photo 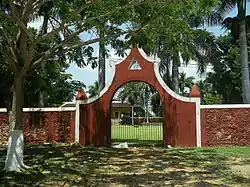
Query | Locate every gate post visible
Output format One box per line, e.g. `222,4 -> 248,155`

189,85 -> 201,147
75,100 -> 80,144
75,89 -> 88,144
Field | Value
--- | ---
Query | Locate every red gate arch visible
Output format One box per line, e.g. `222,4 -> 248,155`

75,48 -> 201,147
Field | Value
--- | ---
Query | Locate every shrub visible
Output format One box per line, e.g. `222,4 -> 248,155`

121,115 -> 132,125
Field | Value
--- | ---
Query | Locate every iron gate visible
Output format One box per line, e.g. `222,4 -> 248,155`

111,82 -> 163,147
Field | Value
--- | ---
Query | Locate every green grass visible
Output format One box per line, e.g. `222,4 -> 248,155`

0,145 -> 250,187
111,124 -> 163,146
198,146 -> 250,158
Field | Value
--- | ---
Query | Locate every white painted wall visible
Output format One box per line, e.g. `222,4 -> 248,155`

200,104 -> 250,109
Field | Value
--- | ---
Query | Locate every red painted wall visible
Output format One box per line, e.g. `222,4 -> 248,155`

79,48 -> 198,147
0,111 -> 75,144
1,107 -> 250,147
201,108 -> 250,146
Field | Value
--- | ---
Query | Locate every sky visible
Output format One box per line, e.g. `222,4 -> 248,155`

29,3 -> 249,89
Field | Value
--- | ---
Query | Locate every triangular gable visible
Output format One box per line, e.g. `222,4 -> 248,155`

128,59 -> 142,70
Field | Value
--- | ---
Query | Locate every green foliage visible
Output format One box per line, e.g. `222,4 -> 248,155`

120,115 -> 132,125
196,80 -> 221,105
151,93 -> 162,117
205,33 -> 244,104
117,82 -> 149,106
203,93 -> 221,104
179,72 -> 195,96
87,81 -> 99,98
0,62 -> 84,107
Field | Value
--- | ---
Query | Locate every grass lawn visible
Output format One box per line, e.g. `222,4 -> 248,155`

0,145 -> 250,187
111,124 -> 163,146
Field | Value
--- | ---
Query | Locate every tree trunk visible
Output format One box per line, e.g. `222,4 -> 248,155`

38,14 -> 49,107
39,90 -> 45,107
162,58 -> 172,89
172,54 -> 179,93
5,75 -> 27,172
98,23 -> 105,92
131,106 -> 134,125
145,86 -> 149,123
238,0 -> 250,103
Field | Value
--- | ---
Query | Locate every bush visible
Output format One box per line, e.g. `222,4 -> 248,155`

120,116 -> 163,125
120,116 -> 162,125
121,115 -> 132,125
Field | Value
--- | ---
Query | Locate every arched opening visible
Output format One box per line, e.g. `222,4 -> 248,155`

110,81 -> 163,147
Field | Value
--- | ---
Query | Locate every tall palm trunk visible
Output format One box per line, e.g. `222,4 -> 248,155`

38,13 -> 49,107
5,74 -> 26,171
172,52 -> 180,93
98,23 -> 105,92
238,0 -> 250,103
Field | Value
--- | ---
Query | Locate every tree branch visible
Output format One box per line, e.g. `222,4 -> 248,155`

1,33 -> 18,74
35,0 -> 154,43
22,0 -> 35,21
32,0 -> 51,11
31,29 -> 134,68
31,0 -> 179,68
0,10 -> 31,38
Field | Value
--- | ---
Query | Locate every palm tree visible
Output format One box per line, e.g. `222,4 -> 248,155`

87,81 -> 99,98
116,82 -> 152,123
179,72 -> 195,96
156,26 -> 219,94
207,0 -> 250,103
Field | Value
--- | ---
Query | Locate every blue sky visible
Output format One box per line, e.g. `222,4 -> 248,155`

66,4 -> 249,88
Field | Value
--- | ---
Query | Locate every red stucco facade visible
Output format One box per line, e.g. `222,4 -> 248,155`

201,108 -> 250,146
78,48 -> 199,147
0,111 -> 75,144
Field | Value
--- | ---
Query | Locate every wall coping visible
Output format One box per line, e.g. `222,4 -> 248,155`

200,104 -> 250,109
0,107 -> 76,112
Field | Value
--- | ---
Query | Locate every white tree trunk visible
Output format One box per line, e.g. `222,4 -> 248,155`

4,75 -> 27,172
4,130 -> 25,172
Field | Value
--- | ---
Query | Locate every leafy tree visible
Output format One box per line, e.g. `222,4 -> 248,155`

151,92 -> 162,116
204,0 -> 250,103
196,80 -> 221,104
1,0 -> 169,172
205,34 -> 246,103
178,72 -> 195,96
116,82 -> 154,121
0,62 -> 85,108
87,81 -> 99,98
196,32 -> 250,104
125,1 -> 220,93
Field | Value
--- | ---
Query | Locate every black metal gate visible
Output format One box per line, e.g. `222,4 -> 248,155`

111,82 -> 163,147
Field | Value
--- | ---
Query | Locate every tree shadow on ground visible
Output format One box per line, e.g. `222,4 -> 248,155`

0,144 -> 249,187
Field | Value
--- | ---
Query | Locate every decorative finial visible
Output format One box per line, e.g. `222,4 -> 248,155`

76,88 -> 88,100
189,85 -> 200,98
